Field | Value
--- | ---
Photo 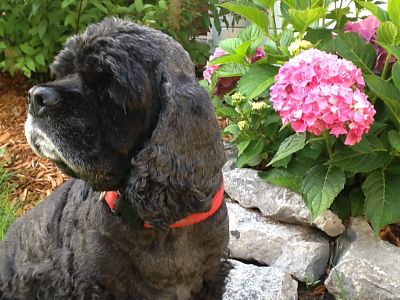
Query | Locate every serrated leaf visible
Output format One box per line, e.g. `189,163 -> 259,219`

235,40 -> 251,57
218,38 -> 243,53
363,170 -> 400,232
349,188 -> 365,217
237,64 -> 278,99
330,148 -> 390,173
20,43 -> 35,55
260,168 -> 302,192
392,61 -> 400,92
355,1 -> 389,22
388,0 -> 400,28
239,24 -> 264,42
388,130 -> 400,152
236,140 -> 265,167
219,3 -> 269,33
268,133 -> 306,166
215,64 -> 249,78
333,32 -> 376,73
280,27 -> 294,48
64,13 -> 76,28
288,8 -> 325,34
210,53 -> 244,65
304,28 -> 332,50
376,22 -> 397,45
301,165 -> 346,219
364,74 -> 400,128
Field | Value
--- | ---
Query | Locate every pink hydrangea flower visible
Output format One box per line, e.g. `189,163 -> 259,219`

270,48 -> 376,145
203,46 -> 266,96
344,15 -> 395,73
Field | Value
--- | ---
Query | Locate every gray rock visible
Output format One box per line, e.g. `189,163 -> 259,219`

313,210 -> 345,237
223,260 -> 298,300
222,142 -> 237,173
325,218 -> 400,299
227,203 -> 330,282
223,168 -> 311,225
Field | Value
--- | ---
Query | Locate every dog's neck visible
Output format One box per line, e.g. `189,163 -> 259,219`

100,180 -> 224,228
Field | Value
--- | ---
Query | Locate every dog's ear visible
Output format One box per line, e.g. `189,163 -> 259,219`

125,71 -> 225,229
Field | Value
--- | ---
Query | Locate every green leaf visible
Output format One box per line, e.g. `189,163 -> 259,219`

238,25 -> 264,56
376,22 -> 398,45
215,64 -> 250,78
91,0 -> 108,13
388,0 -> 400,28
219,2 -> 269,33
260,168 -> 302,192
223,124 -> 240,140
377,42 -> 400,60
210,53 -> 244,65
19,43 -> 35,55
237,140 -> 265,167
237,140 -> 250,155
364,74 -> 400,128
330,148 -> 391,173
388,130 -> 400,152
349,188 -> 365,217
237,64 -> 278,99
35,53 -> 45,66
268,133 -> 306,166
38,20 -> 47,39
392,61 -> 400,92
0,41 -> 6,50
235,40 -> 252,57
355,1 -> 389,22
216,107 -> 238,118
254,0 -> 276,8
288,8 -> 325,34
301,164 -> 346,219
219,38 -> 243,53
238,25 -> 264,42
304,28 -> 332,50
64,13 -> 76,28
363,170 -> 400,232
25,57 -> 36,71
333,32 -> 376,73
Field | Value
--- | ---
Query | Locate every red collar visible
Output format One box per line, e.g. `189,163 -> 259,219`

100,180 -> 224,228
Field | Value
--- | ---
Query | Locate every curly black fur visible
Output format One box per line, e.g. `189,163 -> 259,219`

0,18 -> 229,299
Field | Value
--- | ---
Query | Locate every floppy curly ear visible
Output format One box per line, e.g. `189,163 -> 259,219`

125,71 -> 225,229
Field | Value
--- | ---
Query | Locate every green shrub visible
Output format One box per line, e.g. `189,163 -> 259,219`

204,0 -> 400,232
0,0 -> 227,77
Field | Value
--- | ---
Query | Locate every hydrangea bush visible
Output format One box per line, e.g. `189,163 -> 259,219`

204,0 -> 400,232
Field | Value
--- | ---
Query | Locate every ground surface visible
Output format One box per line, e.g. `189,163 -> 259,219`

0,74 -> 66,215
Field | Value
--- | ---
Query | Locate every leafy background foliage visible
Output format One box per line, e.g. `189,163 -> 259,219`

0,0 -> 227,77
206,0 -> 400,232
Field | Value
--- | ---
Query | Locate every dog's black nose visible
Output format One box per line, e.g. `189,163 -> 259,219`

28,86 -> 60,117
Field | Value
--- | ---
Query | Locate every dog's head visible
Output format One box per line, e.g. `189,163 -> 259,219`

25,18 -> 222,196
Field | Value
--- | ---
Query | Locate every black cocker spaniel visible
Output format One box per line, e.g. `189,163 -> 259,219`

0,18 -> 229,300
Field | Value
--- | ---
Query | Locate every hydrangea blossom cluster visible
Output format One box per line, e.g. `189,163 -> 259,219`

344,15 -> 395,73
203,47 -> 266,96
270,48 -> 376,145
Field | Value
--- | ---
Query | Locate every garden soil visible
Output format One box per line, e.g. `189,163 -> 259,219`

0,74 -> 66,215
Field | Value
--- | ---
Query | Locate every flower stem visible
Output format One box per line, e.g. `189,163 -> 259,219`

324,131 -> 333,160
381,54 -> 393,80
270,7 -> 279,47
